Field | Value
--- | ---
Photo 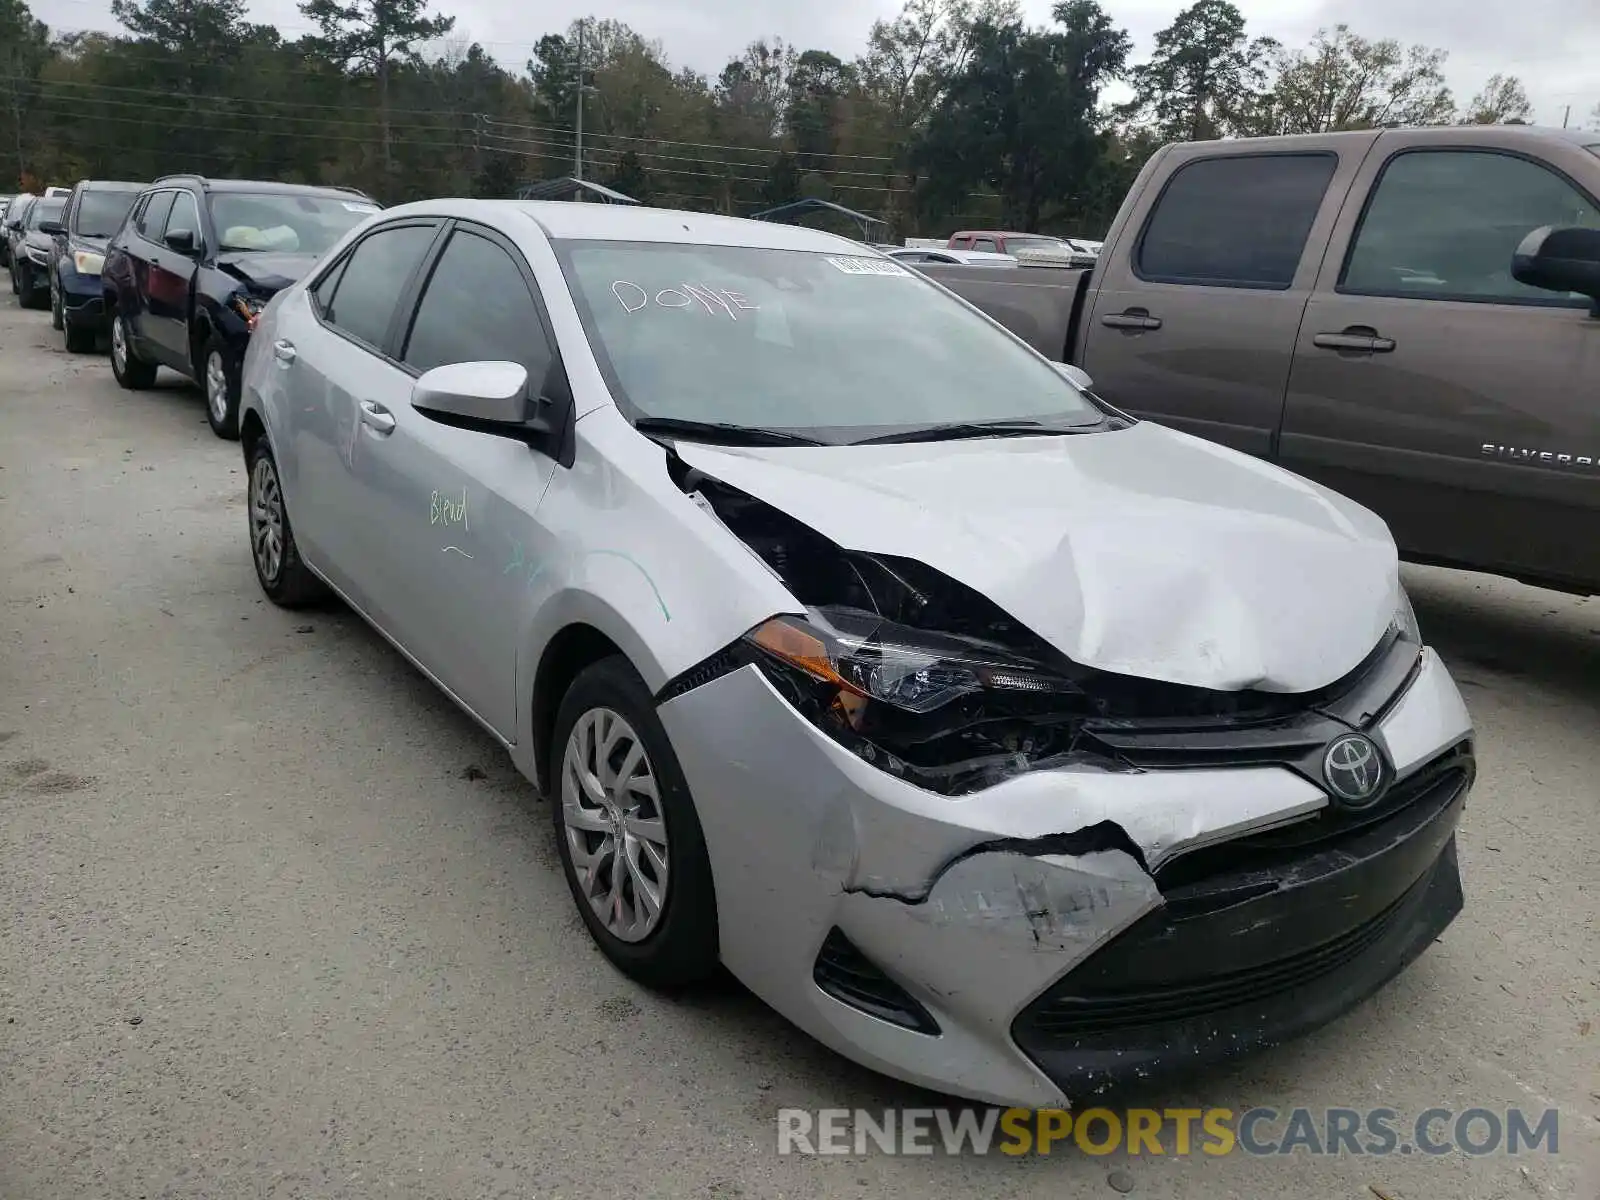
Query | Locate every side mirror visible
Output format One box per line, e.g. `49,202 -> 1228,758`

1512,225 -> 1600,309
412,360 -> 532,429
164,228 -> 197,255
1053,362 -> 1094,390
38,220 -> 64,236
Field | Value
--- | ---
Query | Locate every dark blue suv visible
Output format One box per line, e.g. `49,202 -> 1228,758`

101,175 -> 379,438
42,180 -> 146,352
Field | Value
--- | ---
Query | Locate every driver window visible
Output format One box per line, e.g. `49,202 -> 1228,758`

1342,150 -> 1600,303
973,238 -> 999,253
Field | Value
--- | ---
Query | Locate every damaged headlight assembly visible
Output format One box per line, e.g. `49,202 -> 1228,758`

739,607 -> 1108,794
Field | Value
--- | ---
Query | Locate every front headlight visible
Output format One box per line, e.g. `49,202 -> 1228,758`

25,245 -> 48,265
746,609 -> 1082,715
1392,587 -> 1421,643
72,249 -> 105,276
230,293 -> 267,331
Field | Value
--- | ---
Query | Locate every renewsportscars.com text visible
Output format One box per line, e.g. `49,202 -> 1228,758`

776,1106 -> 1561,1157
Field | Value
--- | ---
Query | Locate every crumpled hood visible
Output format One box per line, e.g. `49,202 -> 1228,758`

674,422 -> 1401,694
216,251 -> 319,293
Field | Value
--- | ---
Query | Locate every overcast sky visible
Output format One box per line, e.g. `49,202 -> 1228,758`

32,0 -> 1600,128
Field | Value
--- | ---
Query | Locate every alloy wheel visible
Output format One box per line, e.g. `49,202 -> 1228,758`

249,455 -> 285,584
561,707 -> 670,943
206,350 -> 229,425
111,316 -> 129,374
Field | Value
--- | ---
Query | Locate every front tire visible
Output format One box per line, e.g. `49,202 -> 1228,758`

246,438 -> 327,607
49,273 -> 63,330
109,310 -> 157,389
551,656 -> 720,990
203,338 -> 240,440
18,263 -> 45,309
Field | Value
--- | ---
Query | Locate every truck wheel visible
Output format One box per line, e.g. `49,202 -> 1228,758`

110,312 -> 157,389
202,338 -> 241,440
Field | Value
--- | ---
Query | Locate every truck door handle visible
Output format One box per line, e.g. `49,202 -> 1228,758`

272,339 -> 296,364
1101,308 -> 1163,331
359,400 -> 396,434
1313,327 -> 1396,354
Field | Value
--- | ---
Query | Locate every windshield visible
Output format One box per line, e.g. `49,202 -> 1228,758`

209,191 -> 379,255
26,198 -> 64,230
556,240 -> 1103,443
75,189 -> 139,238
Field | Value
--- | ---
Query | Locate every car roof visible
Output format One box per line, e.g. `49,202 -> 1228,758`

376,198 -> 871,253
150,177 -> 370,200
77,180 -> 147,192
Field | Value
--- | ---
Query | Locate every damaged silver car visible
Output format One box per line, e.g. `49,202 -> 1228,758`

237,199 -> 1475,1107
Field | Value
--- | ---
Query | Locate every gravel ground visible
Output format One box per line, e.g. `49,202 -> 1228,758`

1,295 -> 1596,1200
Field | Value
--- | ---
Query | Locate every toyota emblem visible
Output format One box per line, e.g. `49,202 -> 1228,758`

1322,733 -> 1386,808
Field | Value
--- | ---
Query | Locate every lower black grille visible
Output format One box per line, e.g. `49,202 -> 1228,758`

813,928 -> 939,1035
1020,884 -> 1413,1038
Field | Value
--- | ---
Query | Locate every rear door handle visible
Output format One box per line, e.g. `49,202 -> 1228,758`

358,400 -> 396,435
1101,308 -> 1163,331
272,339 -> 296,364
1313,327 -> 1396,354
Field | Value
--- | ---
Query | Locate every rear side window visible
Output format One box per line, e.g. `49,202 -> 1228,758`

1137,153 -> 1338,288
402,229 -> 552,383
137,192 -> 175,239
1341,150 -> 1600,304
973,237 -> 999,253
319,223 -> 436,350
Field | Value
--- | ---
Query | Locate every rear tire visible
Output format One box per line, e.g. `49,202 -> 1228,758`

551,656 -> 720,990
109,310 -> 157,389
246,437 -> 328,608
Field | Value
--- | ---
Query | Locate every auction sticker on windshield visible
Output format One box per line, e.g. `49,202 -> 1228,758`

824,256 -> 911,277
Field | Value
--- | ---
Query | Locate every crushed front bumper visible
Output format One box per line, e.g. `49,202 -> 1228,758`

657,646 -> 1473,1107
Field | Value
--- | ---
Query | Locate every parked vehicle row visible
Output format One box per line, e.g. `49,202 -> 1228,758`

924,123 -> 1600,598
6,174 -> 380,439
232,196 -> 1474,1108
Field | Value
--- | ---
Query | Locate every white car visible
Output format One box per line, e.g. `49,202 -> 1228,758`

886,247 -> 1019,268
237,199 -> 1475,1106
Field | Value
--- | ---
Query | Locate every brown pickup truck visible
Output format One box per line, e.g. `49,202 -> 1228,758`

924,125 -> 1600,596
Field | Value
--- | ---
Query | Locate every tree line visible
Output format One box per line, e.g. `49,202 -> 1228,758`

0,0 -> 1576,241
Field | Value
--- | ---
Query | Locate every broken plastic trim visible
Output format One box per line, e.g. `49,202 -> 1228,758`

841,821 -> 1152,904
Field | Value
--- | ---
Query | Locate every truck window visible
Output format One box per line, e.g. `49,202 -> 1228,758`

973,237 -> 999,253
1341,149 -> 1600,304
1136,153 -> 1337,289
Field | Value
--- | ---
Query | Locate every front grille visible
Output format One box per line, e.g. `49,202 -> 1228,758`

1154,741 -> 1473,894
1018,883 -> 1416,1038
813,928 -> 940,1035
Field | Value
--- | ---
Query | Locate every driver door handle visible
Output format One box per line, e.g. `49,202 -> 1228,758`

272,339 -> 296,364
359,400 -> 396,435
1101,308 -> 1163,331
1313,326 -> 1396,354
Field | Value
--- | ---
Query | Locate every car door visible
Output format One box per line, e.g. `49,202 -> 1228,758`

345,221 -> 566,736
1279,132 -> 1600,590
274,219 -> 443,607
123,189 -> 175,353
1080,138 -> 1376,456
146,189 -> 203,366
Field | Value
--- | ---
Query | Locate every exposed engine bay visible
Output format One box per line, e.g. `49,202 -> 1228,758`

665,453 -> 1341,795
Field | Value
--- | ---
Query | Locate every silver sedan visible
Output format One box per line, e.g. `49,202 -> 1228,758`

238,199 -> 1475,1107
